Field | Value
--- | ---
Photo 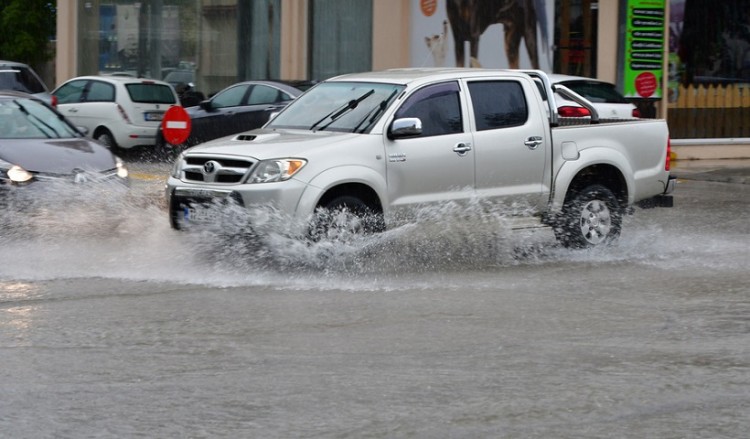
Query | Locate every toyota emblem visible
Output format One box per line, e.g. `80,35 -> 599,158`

203,160 -> 219,174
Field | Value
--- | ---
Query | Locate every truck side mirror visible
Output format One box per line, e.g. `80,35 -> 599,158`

388,117 -> 422,139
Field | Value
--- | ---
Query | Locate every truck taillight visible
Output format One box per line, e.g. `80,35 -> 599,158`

558,106 -> 590,117
666,137 -> 671,171
50,95 -> 58,108
632,108 -> 641,118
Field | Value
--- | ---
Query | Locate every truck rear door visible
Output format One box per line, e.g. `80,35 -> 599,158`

464,78 -> 550,212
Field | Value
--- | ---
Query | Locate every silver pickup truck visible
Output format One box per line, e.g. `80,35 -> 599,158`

166,69 -> 674,248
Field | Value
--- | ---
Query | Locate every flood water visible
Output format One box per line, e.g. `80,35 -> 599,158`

1,172 -> 748,438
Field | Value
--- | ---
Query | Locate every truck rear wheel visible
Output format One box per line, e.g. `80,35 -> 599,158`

308,195 -> 384,242
554,184 -> 622,248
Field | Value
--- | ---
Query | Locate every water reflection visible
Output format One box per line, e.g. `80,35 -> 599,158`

0,281 -> 40,333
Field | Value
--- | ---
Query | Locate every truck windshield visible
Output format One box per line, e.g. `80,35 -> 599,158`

267,82 -> 404,133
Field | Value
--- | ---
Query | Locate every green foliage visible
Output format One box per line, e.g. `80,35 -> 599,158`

0,0 -> 56,68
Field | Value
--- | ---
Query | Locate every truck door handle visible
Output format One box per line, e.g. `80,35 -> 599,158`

524,136 -> 543,150
453,142 -> 472,156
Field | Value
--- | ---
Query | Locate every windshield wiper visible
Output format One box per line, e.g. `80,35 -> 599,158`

14,100 -> 58,138
351,89 -> 399,133
309,89 -> 374,131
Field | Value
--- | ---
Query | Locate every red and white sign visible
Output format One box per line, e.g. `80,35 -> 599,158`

162,106 -> 192,145
635,72 -> 658,98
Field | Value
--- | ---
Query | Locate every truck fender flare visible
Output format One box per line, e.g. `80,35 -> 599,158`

295,165 -> 388,219
551,148 -> 634,213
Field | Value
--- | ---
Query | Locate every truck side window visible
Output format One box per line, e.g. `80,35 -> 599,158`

468,81 -> 528,131
395,81 -> 462,137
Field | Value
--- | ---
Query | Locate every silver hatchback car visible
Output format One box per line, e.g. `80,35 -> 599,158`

0,60 -> 54,105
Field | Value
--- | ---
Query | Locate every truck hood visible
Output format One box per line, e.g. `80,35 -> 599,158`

184,128 -> 363,160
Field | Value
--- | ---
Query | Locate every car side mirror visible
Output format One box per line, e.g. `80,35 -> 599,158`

388,117 -> 422,140
199,99 -> 213,111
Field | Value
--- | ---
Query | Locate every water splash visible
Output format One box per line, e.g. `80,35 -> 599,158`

1,183 -> 744,289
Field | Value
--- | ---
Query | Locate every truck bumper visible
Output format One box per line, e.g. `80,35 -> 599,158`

636,175 -> 676,209
166,177 -> 310,232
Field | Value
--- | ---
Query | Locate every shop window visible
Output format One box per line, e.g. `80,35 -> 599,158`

554,0 -> 598,77
309,0 -> 373,81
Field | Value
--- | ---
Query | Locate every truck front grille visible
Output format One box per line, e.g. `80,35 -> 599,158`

181,156 -> 255,184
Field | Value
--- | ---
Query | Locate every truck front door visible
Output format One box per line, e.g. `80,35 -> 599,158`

385,81 -> 474,210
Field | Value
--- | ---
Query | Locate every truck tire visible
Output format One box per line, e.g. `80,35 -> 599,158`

309,195 -> 384,242
554,184 -> 622,248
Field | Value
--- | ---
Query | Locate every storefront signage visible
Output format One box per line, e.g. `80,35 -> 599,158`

623,0 -> 666,99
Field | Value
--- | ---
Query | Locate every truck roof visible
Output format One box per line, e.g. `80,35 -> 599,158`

326,68 -> 536,86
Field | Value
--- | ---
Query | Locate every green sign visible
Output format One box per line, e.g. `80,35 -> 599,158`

623,0 -> 665,99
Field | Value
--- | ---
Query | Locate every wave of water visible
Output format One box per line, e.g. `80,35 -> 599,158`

0,182 -> 745,290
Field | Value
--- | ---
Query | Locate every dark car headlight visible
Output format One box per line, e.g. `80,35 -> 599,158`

0,159 -> 33,183
115,157 -> 129,179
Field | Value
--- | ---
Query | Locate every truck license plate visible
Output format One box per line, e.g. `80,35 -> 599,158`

183,205 -> 218,223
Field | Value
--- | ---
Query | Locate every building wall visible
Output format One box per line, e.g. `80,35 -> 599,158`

597,1 -> 620,84
372,0 -> 412,70
55,1 -> 78,88
55,1 -> 619,87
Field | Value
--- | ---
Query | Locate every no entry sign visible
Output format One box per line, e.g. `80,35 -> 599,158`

162,106 -> 192,145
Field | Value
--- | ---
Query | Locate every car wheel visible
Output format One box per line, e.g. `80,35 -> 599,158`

554,184 -> 622,248
94,129 -> 118,150
308,195 -> 384,242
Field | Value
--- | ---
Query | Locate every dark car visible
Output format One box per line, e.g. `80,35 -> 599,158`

0,91 -> 129,218
156,80 -> 308,154
0,60 -> 54,105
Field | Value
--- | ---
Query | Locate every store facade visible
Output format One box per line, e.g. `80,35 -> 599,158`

55,1 -> 615,95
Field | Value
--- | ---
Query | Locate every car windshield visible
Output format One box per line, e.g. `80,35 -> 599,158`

267,81 -> 405,133
559,80 -> 628,104
0,98 -> 80,139
125,83 -> 177,104
0,68 -> 47,94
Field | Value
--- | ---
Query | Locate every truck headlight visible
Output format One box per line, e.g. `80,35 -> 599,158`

170,153 -> 185,179
249,159 -> 306,183
0,159 -> 33,183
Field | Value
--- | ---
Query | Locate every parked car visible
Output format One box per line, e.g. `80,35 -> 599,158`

0,91 -> 129,213
548,73 -> 640,119
163,69 -> 194,88
52,75 -> 180,150
0,60 -> 54,105
156,80 -> 309,154
162,69 -> 205,106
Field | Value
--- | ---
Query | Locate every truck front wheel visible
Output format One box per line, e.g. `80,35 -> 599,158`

554,184 -> 622,248
308,195 -> 384,242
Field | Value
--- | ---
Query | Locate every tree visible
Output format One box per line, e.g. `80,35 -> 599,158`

0,0 -> 56,68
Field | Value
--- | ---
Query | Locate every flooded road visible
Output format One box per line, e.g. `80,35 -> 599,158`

1,165 -> 748,438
